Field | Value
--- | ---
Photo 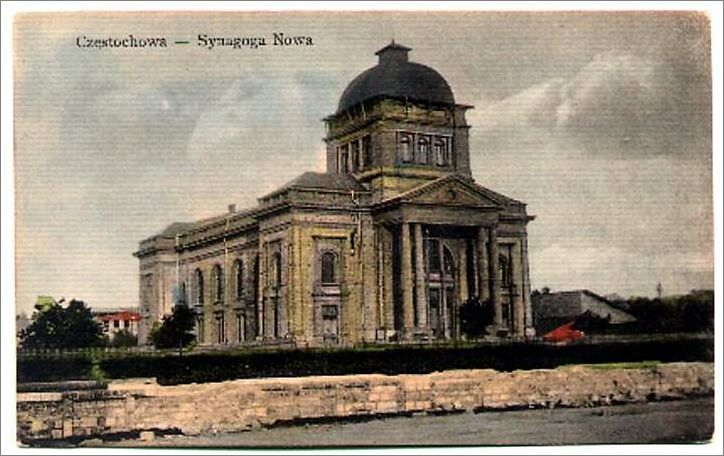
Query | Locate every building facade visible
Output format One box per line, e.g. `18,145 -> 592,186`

134,43 -> 535,346
92,308 -> 141,342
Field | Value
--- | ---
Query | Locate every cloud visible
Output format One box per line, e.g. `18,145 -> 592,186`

467,54 -> 713,298
532,243 -> 713,298
474,79 -> 564,132
471,50 -> 711,160
556,52 -> 691,158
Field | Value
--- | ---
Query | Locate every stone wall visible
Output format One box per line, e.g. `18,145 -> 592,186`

17,362 -> 713,443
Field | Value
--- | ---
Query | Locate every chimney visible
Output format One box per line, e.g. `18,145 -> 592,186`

228,204 -> 236,213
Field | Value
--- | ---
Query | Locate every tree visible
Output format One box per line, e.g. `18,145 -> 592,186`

459,296 -> 495,339
19,299 -> 104,349
151,304 -> 196,355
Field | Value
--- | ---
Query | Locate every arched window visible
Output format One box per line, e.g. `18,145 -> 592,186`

418,136 -> 430,164
499,255 -> 511,287
321,251 -> 338,285
194,269 -> 204,305
234,259 -> 244,301
399,134 -> 412,163
212,264 -> 224,303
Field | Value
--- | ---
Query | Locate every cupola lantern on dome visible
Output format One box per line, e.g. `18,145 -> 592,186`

375,41 -> 411,64
336,42 -> 456,114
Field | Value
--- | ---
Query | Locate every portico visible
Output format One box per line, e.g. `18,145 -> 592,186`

374,173 -> 533,339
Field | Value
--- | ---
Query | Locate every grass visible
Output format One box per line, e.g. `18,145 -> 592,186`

578,360 -> 662,370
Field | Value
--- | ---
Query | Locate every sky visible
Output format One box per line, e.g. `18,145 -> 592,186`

12,10 -> 714,314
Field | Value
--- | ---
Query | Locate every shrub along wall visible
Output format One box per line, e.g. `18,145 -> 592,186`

17,336 -> 714,385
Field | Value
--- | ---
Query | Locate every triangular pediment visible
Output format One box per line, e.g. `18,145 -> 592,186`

397,175 -> 506,208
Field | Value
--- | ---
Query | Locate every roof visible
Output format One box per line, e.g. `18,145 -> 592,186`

533,291 -> 590,318
92,307 -> 140,315
337,42 -> 455,113
271,172 -> 368,194
95,311 -> 141,322
378,173 -> 522,207
532,290 -> 636,324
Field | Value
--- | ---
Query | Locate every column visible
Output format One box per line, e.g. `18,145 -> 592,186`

521,234 -> 535,337
457,245 -> 468,304
488,225 -> 502,329
400,223 -> 415,336
413,224 -> 428,332
512,240 -> 525,336
256,247 -> 265,340
476,227 -> 488,301
376,228 -> 385,338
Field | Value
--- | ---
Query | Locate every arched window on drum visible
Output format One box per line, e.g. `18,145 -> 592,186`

434,137 -> 449,166
399,133 -> 412,163
417,136 -> 430,164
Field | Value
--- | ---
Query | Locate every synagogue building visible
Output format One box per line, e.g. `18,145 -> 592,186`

134,43 -> 536,346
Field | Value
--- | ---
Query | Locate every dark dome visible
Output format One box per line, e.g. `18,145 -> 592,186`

337,42 -> 455,113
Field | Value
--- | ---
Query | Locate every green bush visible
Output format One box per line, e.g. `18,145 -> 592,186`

459,296 -> 494,338
151,304 -> 196,353
17,336 -> 713,385
19,299 -> 104,349
108,329 -> 138,348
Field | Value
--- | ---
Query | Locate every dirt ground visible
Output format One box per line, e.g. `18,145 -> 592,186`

101,397 -> 715,449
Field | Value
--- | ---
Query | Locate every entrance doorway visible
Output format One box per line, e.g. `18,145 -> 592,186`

425,239 -> 456,339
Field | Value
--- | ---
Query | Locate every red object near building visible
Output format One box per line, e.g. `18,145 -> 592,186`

92,308 -> 141,341
543,322 -> 584,343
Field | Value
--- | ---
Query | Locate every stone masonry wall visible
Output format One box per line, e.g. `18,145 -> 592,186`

17,362 -> 713,443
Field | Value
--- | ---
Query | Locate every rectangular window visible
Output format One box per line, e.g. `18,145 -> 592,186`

426,239 -> 441,273
351,141 -> 360,171
124,320 -> 130,328
113,320 -> 120,328
322,305 -> 338,319
217,315 -> 225,344
197,317 -> 205,343
362,135 -> 372,166
340,144 -> 349,173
